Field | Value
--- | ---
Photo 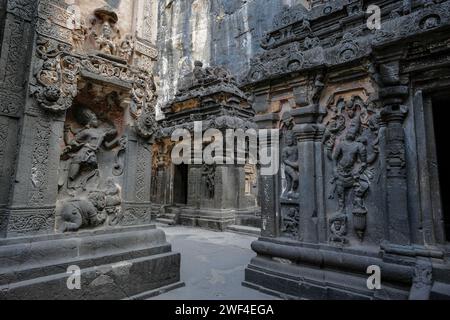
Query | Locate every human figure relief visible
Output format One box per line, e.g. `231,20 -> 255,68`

329,213 -> 348,245
282,207 -> 300,238
203,164 -> 216,199
330,119 -> 368,215
95,22 -> 118,55
118,34 -> 134,62
58,191 -> 107,232
282,131 -> 299,199
61,107 -> 119,191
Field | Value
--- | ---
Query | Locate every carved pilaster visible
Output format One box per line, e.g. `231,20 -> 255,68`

290,79 -> 326,244
255,113 -> 279,238
121,130 -> 153,226
379,59 -> 411,245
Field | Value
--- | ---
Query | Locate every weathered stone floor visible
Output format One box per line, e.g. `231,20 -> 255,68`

150,224 -> 276,300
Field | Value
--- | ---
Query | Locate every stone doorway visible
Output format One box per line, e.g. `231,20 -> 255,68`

432,95 -> 450,242
173,164 -> 188,205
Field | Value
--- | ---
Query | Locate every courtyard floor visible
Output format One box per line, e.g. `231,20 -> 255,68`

150,224 -> 277,300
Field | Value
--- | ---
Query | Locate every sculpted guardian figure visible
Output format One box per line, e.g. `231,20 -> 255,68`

61,107 -> 119,190
282,131 -> 299,199
330,119 -> 368,214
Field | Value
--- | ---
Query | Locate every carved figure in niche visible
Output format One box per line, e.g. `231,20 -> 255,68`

282,207 -> 299,238
202,164 -> 216,199
95,22 -> 118,55
282,131 -> 299,199
330,119 -> 368,214
329,213 -> 348,245
61,107 -> 119,191
89,6 -> 120,56
324,95 -> 381,242
58,191 -> 107,232
118,34 -> 134,62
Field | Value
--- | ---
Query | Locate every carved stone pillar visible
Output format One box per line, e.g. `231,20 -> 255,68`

5,110 -> 64,237
292,106 -> 326,244
121,129 -> 154,226
379,60 -> 411,246
0,1 -> 62,238
255,112 -> 280,238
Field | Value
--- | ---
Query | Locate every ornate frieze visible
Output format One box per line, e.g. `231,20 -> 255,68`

135,146 -> 148,202
30,36 -> 159,139
1,17 -> 29,91
7,209 -> 55,234
30,37 -> 77,113
6,0 -> 36,21
120,207 -> 151,226
37,1 -> 73,29
36,18 -> 74,45
242,1 -> 450,85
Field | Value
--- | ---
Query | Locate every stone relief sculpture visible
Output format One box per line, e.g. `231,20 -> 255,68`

89,6 -> 121,56
281,207 -> 300,239
202,164 -> 216,199
60,107 -> 119,191
323,95 -> 381,242
30,6 -> 160,234
329,212 -> 348,245
118,34 -> 135,62
58,191 -> 107,232
281,131 -> 299,200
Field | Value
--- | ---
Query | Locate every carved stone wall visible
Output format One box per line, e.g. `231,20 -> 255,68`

0,1 -> 160,237
244,0 -> 450,300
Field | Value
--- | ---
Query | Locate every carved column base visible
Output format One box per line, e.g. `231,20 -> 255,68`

244,238 -> 416,300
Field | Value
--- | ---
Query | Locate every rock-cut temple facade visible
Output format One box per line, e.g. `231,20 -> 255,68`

0,0 -> 450,300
